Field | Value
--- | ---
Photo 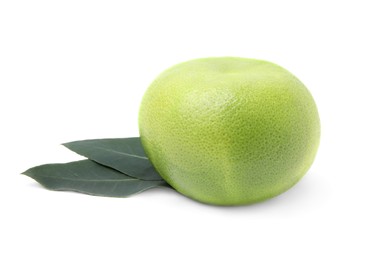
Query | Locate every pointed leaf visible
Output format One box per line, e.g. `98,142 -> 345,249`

63,137 -> 162,181
22,160 -> 169,197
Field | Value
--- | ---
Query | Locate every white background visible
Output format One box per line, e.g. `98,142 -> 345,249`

1,0 -> 389,259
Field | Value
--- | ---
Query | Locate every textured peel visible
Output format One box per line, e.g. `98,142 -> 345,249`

139,57 -> 320,205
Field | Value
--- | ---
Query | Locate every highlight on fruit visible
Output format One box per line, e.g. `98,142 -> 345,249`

22,57 -> 320,206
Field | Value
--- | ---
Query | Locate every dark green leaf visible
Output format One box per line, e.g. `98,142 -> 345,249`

22,160 -> 169,197
63,137 -> 162,181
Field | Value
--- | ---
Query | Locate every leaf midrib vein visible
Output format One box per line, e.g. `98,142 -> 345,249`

26,173 -> 146,182
76,144 -> 148,160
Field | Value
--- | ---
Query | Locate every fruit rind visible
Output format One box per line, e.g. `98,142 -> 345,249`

139,57 -> 320,206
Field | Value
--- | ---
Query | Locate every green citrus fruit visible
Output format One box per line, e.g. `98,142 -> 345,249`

139,57 -> 320,205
